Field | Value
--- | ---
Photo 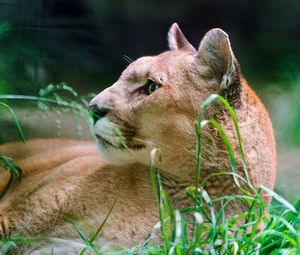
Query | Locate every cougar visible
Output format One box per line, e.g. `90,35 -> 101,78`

0,23 -> 276,253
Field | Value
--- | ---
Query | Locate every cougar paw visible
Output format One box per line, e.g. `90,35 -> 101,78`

0,214 -> 13,237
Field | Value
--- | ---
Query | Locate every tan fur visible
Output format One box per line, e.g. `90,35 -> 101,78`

0,24 -> 276,251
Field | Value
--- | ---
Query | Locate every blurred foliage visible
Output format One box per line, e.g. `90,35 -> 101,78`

264,72 -> 300,147
0,0 -> 299,92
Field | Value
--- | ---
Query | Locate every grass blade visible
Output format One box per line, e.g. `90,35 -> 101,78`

261,185 -> 296,213
201,119 -> 240,188
0,102 -> 25,143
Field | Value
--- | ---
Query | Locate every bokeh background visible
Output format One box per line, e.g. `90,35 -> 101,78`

0,0 -> 299,199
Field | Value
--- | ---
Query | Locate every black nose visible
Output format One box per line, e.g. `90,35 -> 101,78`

88,105 -> 108,124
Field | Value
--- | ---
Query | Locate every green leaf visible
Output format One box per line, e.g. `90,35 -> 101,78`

0,156 -> 23,199
201,118 -> 240,188
0,102 -> 25,143
71,221 -> 101,255
90,200 -> 117,243
199,94 -> 254,190
260,185 -> 296,213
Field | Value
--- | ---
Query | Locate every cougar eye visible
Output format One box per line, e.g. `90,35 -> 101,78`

141,80 -> 161,95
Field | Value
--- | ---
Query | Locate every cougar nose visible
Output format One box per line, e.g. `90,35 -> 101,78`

88,104 -> 109,124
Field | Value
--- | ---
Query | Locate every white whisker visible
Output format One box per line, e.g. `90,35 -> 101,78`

132,137 -> 172,150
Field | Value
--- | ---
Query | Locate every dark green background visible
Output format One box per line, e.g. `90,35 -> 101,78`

0,1 -> 299,89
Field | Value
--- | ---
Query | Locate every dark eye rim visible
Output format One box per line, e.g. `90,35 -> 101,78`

140,79 -> 161,95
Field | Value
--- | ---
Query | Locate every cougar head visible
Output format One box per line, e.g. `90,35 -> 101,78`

89,23 -> 241,179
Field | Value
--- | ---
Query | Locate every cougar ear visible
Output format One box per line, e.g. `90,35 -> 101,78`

168,23 -> 196,53
197,28 -> 240,89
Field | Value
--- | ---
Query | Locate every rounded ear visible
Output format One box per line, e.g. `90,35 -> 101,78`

168,23 -> 196,53
197,28 -> 240,89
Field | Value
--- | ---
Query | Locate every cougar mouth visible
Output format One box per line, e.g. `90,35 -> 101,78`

95,134 -> 125,149
96,134 -> 146,151
93,117 -> 146,151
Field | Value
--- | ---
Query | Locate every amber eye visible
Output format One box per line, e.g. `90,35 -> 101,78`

141,80 -> 161,95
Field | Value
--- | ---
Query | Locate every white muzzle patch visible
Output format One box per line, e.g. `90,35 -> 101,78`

93,117 -> 125,149
93,117 -> 150,165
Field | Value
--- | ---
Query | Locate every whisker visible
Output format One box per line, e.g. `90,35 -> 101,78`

131,137 -> 172,150
112,135 -> 146,156
123,55 -> 133,64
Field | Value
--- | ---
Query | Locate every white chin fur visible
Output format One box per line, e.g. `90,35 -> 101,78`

93,117 -> 125,148
93,117 -> 150,165
96,139 -> 150,165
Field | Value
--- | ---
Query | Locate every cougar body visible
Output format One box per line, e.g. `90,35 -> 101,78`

0,24 -> 276,253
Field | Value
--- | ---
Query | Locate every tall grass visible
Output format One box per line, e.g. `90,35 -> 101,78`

0,102 -> 24,200
139,94 -> 300,255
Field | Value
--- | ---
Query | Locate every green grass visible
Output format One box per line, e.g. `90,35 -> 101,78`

0,102 -> 24,200
140,94 -> 300,255
0,89 -> 299,255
